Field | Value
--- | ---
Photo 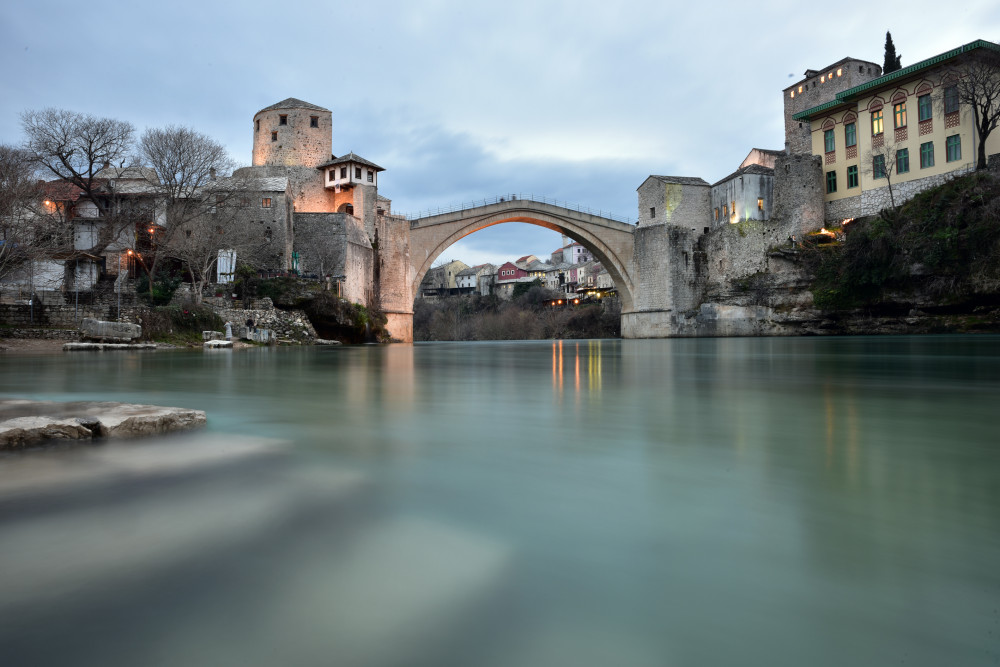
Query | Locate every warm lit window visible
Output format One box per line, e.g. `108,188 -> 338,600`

920,142 -> 934,168
757,198 -> 763,211
261,198 -> 272,208
873,155 -> 886,179
722,204 -> 727,216
790,91 -> 795,98
897,148 -> 909,174
946,134 -> 962,162
271,131 -> 277,142
944,86 -> 959,114
847,165 -> 859,188
826,170 -> 837,193
731,201 -> 735,216
714,208 -> 719,220
837,68 -> 842,77
845,122 -> 857,147
310,116 -> 319,128
798,85 -> 803,93
824,129 -> 835,153
918,94 -> 932,121
894,102 -> 907,129
279,115 -> 287,125
872,109 -> 884,135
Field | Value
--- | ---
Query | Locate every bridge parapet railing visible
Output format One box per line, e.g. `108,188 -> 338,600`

404,194 -> 634,226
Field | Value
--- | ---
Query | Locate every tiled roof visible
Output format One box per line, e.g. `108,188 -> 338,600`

316,152 -> 385,171
793,39 -> 1000,120
712,163 -> 774,187
257,98 -> 330,113
643,175 -> 710,188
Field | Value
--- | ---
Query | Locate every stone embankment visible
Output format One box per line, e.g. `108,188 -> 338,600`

0,399 -> 207,451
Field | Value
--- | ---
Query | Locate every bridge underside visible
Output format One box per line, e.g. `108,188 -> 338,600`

374,199 -> 642,342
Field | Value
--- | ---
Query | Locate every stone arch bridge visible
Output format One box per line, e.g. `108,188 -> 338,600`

375,197 -> 697,342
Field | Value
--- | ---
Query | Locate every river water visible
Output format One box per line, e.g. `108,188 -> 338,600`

0,336 -> 998,666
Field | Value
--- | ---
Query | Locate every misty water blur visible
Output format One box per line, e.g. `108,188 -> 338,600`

1,336 -> 998,666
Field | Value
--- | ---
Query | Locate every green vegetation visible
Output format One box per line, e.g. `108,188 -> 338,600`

805,172 -> 1000,310
414,289 -> 621,341
304,292 -> 389,343
138,305 -> 224,344
135,274 -> 182,307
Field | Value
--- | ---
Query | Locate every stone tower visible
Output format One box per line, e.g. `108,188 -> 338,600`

782,58 -> 882,154
252,98 -> 332,168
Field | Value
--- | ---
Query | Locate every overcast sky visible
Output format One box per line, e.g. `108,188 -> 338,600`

2,0 -> 998,267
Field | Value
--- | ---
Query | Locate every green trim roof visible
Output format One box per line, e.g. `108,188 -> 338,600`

793,39 -> 1000,120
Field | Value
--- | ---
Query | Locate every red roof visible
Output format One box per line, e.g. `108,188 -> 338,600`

39,180 -> 85,202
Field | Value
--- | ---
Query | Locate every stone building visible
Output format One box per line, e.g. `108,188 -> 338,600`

791,40 -> 1000,221
232,98 -> 394,304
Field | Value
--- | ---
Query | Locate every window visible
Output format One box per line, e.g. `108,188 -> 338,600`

722,204 -> 727,217
255,120 -> 260,133
897,148 -> 909,174
847,165 -> 859,188
714,208 -> 719,220
367,170 -> 374,183
650,207 -> 656,218
946,134 -> 962,162
355,167 -> 362,179
893,101 -> 907,128
271,131 -> 277,142
279,115 -> 288,125
918,94 -> 932,121
824,129 -> 835,152
329,170 -> 335,182
944,85 -> 959,114
873,155 -> 886,179
845,122 -> 857,147
920,141 -> 935,168
872,109 -> 883,135
731,201 -> 735,216
757,197 -> 764,211
310,116 -> 319,128
340,167 -> 347,179
261,198 -> 272,208
826,170 -> 837,193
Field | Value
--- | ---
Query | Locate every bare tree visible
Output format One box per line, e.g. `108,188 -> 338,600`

135,125 -> 240,302
954,48 -> 1000,171
165,178 -> 268,305
20,109 -> 139,256
864,132 -> 905,212
0,145 -> 40,282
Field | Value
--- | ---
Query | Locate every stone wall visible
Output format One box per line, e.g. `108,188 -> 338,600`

637,177 -> 710,228
771,153 -> 825,237
824,164 -> 976,221
214,306 -> 317,341
0,304 -> 120,328
293,212 -> 352,277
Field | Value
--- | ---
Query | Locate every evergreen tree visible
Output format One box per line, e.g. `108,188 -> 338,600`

883,31 -> 902,73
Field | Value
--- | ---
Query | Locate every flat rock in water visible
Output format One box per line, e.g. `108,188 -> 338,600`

204,339 -> 233,348
313,339 -> 342,346
0,399 -> 207,450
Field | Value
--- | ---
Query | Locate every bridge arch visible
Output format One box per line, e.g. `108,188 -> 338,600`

408,200 -> 636,312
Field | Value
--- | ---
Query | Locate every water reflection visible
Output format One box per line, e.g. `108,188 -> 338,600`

0,337 -> 998,666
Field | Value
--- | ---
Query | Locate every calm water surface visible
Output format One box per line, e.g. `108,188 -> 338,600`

1,336 -> 998,666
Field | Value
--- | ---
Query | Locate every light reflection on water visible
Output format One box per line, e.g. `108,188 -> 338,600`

1,336 -> 999,666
